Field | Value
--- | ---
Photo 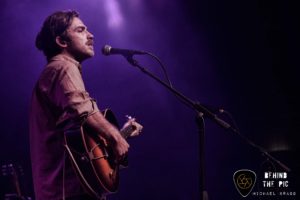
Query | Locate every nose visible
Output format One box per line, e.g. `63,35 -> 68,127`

87,30 -> 94,39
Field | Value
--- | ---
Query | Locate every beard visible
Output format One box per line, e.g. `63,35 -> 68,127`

67,42 -> 95,63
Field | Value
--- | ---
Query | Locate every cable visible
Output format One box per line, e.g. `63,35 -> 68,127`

145,51 -> 173,88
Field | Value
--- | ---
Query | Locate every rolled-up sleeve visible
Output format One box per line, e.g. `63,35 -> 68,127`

43,60 -> 99,127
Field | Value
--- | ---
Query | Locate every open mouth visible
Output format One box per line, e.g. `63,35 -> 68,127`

86,40 -> 94,47
87,44 -> 94,51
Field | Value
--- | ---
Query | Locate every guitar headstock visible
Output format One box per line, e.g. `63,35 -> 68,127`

123,115 -> 143,138
1,163 -> 33,199
1,163 -> 24,177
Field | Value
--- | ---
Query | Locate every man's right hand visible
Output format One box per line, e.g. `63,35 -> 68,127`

86,111 -> 130,163
110,134 -> 129,163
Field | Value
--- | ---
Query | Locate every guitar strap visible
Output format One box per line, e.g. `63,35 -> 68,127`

64,143 -> 106,200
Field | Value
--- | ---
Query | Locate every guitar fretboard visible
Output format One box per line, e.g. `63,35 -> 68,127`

121,125 -> 136,139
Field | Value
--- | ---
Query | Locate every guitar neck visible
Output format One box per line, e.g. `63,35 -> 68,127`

121,125 -> 135,139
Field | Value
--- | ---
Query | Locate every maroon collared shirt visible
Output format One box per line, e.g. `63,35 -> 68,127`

29,54 -> 99,200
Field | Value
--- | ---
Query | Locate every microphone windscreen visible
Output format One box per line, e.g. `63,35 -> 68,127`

102,45 -> 112,55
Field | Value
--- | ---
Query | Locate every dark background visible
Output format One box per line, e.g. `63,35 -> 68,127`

0,0 -> 299,199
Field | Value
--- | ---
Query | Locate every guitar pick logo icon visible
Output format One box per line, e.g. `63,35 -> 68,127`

233,169 -> 256,197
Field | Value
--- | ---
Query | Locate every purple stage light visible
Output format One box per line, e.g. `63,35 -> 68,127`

104,0 -> 124,29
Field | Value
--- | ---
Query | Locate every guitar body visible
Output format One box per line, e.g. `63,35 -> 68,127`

64,109 -> 126,199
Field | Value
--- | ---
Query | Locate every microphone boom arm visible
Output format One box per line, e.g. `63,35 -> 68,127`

126,56 -> 233,130
125,55 -> 291,172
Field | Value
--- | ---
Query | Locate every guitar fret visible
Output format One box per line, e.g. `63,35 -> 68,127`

121,126 -> 135,139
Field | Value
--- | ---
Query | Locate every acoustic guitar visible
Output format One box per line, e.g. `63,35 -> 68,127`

64,109 -> 140,199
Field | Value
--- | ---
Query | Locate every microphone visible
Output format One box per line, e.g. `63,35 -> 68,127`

102,45 -> 147,56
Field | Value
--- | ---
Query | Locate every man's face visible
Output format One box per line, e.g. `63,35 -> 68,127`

64,17 -> 94,62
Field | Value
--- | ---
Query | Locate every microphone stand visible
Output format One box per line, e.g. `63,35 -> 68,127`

123,55 -> 290,200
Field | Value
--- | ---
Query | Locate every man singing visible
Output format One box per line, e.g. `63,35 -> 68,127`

30,10 -> 142,200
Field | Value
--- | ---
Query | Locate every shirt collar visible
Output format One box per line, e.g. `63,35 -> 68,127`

50,54 -> 82,73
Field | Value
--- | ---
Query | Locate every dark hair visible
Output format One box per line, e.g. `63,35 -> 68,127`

35,10 -> 79,60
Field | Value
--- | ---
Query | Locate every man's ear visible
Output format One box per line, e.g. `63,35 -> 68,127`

55,36 -> 68,48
